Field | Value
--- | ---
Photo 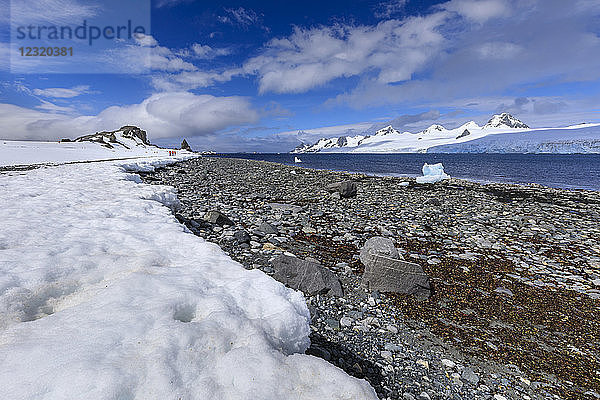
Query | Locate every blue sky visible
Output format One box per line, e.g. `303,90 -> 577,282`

1,0 -> 599,152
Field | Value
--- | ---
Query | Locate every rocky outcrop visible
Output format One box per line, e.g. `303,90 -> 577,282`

456,129 -> 471,139
74,126 -> 149,148
181,139 -> 192,151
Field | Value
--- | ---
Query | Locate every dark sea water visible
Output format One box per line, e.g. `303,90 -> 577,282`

213,153 -> 600,191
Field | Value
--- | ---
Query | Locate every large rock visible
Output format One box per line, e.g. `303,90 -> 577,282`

360,237 -> 430,300
203,210 -> 233,226
272,255 -> 343,297
326,181 -> 357,198
180,139 -> 192,151
360,237 -> 400,267
257,221 -> 278,235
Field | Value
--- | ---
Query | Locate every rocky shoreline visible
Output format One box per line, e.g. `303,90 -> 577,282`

138,156 -> 598,400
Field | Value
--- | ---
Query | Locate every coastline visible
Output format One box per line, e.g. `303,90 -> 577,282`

141,156 -> 600,400
212,153 -> 600,192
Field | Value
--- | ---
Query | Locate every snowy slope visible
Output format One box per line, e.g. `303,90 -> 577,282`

428,125 -> 600,153
0,155 -> 377,399
0,126 -> 188,167
291,113 -> 600,154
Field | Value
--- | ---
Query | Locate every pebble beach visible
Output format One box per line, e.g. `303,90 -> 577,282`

140,156 -> 600,400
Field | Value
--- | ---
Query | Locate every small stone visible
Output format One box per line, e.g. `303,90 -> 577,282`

441,359 -> 456,369
325,318 -> 340,330
418,392 -> 431,400
386,324 -> 398,334
416,359 -> 429,369
461,367 -> 480,385
340,317 -> 353,327
233,230 -> 251,244
203,210 -> 233,226
380,350 -> 393,361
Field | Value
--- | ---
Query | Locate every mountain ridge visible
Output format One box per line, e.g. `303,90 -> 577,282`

291,113 -> 600,154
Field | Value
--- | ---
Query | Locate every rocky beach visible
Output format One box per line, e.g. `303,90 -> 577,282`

139,156 -> 600,400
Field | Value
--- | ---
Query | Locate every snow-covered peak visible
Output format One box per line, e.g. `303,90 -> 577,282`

459,121 -> 480,131
375,125 -> 397,136
291,142 -> 312,154
484,113 -> 529,129
421,124 -> 446,135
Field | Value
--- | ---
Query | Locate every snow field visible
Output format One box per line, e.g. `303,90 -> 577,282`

0,157 -> 377,399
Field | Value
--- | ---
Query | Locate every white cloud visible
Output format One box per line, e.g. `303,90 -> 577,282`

327,0 -> 600,110
33,85 -> 90,98
244,13 -> 447,94
190,44 -> 232,59
9,0 -> 99,25
0,92 -> 259,141
443,0 -> 510,23
476,41 -> 523,59
150,68 -> 242,91
374,0 -> 408,18
218,7 -> 262,28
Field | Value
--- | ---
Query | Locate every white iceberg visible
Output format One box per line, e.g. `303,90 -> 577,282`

294,156 -> 303,163
415,162 -> 450,184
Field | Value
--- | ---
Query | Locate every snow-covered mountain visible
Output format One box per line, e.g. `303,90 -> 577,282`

428,125 -> 600,153
291,113 -> 600,154
72,126 -> 153,149
1,126 -> 190,167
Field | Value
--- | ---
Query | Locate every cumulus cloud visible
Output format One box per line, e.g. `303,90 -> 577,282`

443,0 -> 510,23
0,92 -> 259,141
495,97 -> 530,114
244,13 -> 447,94
327,0 -> 600,110
33,85 -> 91,98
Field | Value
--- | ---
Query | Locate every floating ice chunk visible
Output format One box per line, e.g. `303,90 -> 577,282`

294,157 -> 302,163
416,163 -> 450,184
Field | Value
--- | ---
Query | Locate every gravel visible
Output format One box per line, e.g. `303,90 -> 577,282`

139,156 -> 600,400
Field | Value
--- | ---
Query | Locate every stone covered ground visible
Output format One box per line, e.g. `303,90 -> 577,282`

140,156 -> 600,400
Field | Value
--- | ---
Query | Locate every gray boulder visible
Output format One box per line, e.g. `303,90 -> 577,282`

360,237 -> 400,267
326,181 -> 357,198
203,210 -> 233,226
257,221 -> 278,235
360,237 -> 430,300
272,255 -> 343,297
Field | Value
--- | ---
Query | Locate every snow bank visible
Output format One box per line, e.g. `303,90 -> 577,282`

0,157 -> 376,399
416,163 -> 450,183
0,139 -> 193,167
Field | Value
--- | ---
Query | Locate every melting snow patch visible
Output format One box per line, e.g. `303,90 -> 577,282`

0,156 -> 376,399
416,163 -> 450,184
